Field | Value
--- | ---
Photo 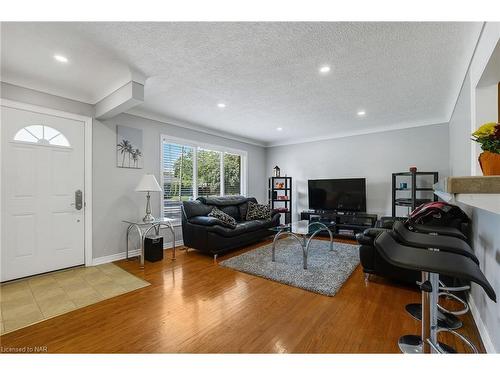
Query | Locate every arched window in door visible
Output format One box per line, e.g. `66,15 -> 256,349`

14,125 -> 70,147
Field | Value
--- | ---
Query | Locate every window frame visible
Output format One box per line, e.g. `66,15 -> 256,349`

160,134 -> 248,219
12,125 -> 73,149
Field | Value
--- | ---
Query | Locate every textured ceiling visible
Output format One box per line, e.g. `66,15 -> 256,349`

1,22 -> 482,146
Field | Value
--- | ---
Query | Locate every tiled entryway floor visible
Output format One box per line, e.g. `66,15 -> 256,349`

0,263 -> 149,335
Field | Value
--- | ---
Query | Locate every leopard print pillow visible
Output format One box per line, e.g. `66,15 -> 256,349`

245,201 -> 272,220
208,207 -> 237,229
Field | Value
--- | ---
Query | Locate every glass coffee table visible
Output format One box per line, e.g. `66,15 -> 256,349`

269,220 -> 336,270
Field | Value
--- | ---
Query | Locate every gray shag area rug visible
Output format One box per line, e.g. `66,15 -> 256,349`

220,238 -> 360,296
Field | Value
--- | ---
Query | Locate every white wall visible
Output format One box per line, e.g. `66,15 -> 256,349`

266,124 -> 450,220
448,23 -> 500,353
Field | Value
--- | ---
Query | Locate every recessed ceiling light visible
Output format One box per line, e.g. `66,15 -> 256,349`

357,110 -> 366,117
319,65 -> 331,74
54,54 -> 68,63
217,103 -> 226,109
276,127 -> 283,131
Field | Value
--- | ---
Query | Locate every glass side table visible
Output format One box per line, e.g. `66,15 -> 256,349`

122,218 -> 177,268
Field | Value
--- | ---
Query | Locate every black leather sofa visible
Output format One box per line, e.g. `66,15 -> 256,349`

181,196 -> 280,258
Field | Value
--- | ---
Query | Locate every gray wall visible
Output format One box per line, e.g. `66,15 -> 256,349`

266,124 -> 450,220
447,23 -> 500,352
92,114 -> 267,259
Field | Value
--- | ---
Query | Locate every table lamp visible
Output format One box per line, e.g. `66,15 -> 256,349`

135,174 -> 162,223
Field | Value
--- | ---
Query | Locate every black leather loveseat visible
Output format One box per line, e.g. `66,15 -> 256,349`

181,196 -> 280,258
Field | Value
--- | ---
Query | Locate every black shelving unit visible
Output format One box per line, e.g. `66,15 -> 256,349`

392,171 -> 439,216
268,176 -> 292,224
300,211 -> 377,239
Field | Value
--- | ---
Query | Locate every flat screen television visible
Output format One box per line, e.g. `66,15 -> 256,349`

308,178 -> 366,212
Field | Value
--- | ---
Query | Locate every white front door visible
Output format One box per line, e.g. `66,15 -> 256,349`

1,106 -> 85,282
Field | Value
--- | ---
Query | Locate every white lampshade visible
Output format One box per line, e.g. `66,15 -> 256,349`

135,174 -> 162,192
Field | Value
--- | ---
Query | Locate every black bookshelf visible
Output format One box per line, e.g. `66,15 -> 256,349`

268,176 -> 292,224
392,171 -> 439,216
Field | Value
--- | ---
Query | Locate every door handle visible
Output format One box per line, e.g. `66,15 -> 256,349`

74,189 -> 83,210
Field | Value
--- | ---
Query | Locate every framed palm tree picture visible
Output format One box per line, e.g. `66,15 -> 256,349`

116,125 -> 143,169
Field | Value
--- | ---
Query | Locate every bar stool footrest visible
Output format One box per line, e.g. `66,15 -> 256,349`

398,335 -> 457,354
405,303 -> 462,330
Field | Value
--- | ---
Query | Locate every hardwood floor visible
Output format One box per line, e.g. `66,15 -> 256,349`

0,238 -> 485,353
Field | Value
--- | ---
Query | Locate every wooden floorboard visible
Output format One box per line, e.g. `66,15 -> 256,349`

0,238 -> 485,353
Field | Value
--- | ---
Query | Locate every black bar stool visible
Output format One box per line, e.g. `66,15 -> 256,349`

374,231 -> 496,354
409,223 -> 468,241
392,221 -> 477,330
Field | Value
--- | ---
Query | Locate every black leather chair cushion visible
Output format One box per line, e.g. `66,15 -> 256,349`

220,205 -> 241,221
188,215 -> 224,226
183,200 -> 212,219
393,221 -> 479,264
197,195 -> 247,206
410,223 -> 467,241
208,219 -> 271,237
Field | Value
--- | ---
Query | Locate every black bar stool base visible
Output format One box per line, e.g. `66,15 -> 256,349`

398,335 -> 457,354
405,303 -> 462,330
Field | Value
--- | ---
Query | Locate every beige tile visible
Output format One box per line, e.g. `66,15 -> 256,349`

1,286 -> 33,303
93,281 -> 126,298
0,264 -> 149,335
83,271 -> 114,286
37,295 -> 76,318
65,285 -> 97,299
72,292 -> 104,308
1,299 -> 39,321
28,275 -> 57,288
72,267 -> 100,277
3,309 -> 44,333
55,275 -> 86,289
96,263 -> 118,272
31,285 -> 66,302
51,269 -> 77,279
59,279 -> 91,294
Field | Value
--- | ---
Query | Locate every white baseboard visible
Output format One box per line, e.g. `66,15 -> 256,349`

468,294 -> 496,353
92,240 -> 184,266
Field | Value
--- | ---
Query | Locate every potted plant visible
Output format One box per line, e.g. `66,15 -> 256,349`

472,122 -> 500,175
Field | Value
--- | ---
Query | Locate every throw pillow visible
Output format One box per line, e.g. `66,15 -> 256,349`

208,207 -> 237,229
246,201 -> 272,220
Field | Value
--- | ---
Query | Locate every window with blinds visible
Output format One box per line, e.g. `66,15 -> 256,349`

197,148 -> 221,197
162,142 -> 194,220
161,136 -> 246,220
224,152 -> 241,196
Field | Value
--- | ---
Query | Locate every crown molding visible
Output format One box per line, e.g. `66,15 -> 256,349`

125,107 -> 267,147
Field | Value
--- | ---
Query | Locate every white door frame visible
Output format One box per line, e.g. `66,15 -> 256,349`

0,98 -> 93,267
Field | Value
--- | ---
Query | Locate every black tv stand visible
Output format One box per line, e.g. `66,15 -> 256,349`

300,210 -> 377,239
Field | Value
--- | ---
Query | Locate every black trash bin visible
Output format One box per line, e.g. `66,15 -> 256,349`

145,235 -> 164,262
